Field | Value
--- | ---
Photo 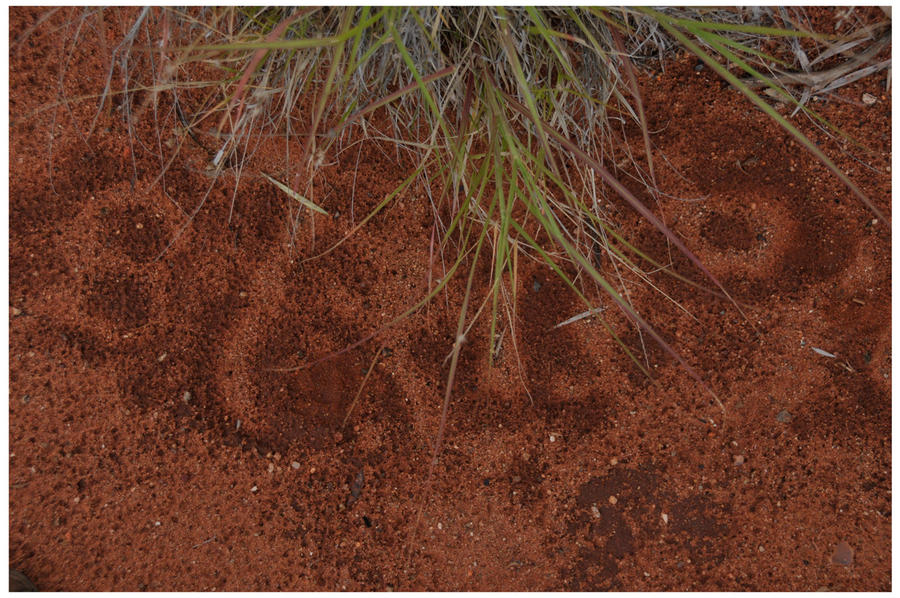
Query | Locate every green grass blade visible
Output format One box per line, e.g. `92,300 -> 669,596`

493,7 -> 559,175
666,17 -> 823,39
524,6 -> 580,83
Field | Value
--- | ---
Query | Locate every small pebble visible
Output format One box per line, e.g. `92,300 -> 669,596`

862,92 -> 877,105
661,513 -> 668,524
267,463 -> 274,473
733,455 -> 745,466
157,352 -> 167,362
831,541 -> 854,566
239,291 -> 248,298
182,391 -> 192,403
154,521 -> 161,527
250,485 -> 258,493
608,496 -> 618,505
776,410 -> 792,423
291,461 -> 301,470
11,307 -> 21,316
549,435 -> 556,443
610,457 -> 618,466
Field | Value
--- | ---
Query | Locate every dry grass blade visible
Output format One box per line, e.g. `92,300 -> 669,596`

552,307 -> 606,330
262,173 -> 328,215
328,65 -> 456,137
408,187 -> 496,561
342,344 -> 386,428
213,10 -> 309,135
740,30 -> 891,91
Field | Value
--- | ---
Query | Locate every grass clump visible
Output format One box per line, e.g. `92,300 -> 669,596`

43,6 -> 891,464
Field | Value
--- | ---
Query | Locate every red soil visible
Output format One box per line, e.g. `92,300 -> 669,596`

9,8 -> 891,590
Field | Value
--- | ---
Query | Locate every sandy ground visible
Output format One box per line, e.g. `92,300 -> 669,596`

9,7 -> 891,590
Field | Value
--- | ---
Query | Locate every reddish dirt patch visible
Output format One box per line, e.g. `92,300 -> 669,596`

9,8 -> 890,591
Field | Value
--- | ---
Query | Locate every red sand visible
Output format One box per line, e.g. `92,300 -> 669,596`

9,7 -> 891,590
